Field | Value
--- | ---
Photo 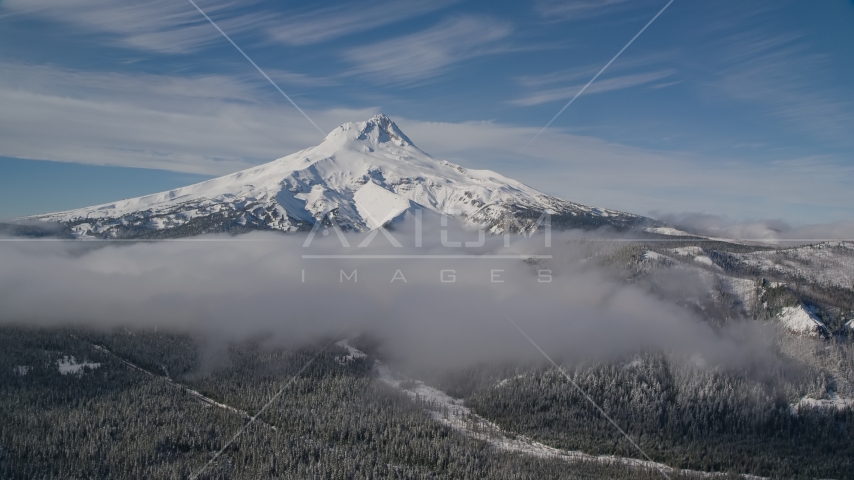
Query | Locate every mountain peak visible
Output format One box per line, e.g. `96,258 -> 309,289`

367,113 -> 394,125
325,113 -> 416,149
28,112 -> 649,237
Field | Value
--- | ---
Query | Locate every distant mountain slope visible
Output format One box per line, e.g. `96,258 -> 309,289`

27,114 -> 651,239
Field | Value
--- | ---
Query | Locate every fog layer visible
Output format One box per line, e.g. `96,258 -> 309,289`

0,219 -> 769,368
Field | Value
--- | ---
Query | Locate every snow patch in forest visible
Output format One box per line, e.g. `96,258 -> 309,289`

777,305 -> 826,336
644,227 -> 692,237
670,246 -> 704,256
642,251 -> 664,262
14,365 -> 30,376
693,255 -> 716,267
666,246 -> 720,269
57,356 -> 101,375
495,374 -> 527,387
624,358 -> 644,369
335,340 -> 367,363
790,393 -> 854,414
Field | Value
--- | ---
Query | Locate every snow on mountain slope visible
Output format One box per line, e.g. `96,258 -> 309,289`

352,181 -> 413,229
667,246 -> 721,269
721,242 -> 854,289
637,246 -> 841,336
28,114 -> 647,239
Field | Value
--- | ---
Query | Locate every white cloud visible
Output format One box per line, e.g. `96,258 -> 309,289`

512,50 -> 679,105
713,29 -> 854,145
0,227 -> 764,368
266,0 -> 458,46
0,0 -> 263,54
535,0 -> 636,21
343,16 -> 512,86
0,62 -> 374,174
2,0 -> 462,55
2,0 -> 462,54
655,213 -> 854,244
265,69 -> 340,88
511,69 -> 675,106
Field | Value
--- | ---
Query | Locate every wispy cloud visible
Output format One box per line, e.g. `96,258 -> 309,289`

511,69 -> 675,106
516,65 -> 603,89
511,51 -> 678,106
343,16 -> 513,86
2,0 -> 462,54
517,50 -> 676,88
0,0 -> 260,54
266,0 -> 458,46
655,212 -> 854,244
261,69 -> 339,88
713,28 -> 854,145
535,0 -> 636,21
0,62 -> 373,174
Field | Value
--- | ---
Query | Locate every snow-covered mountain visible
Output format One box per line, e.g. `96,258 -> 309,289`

28,114 -> 649,239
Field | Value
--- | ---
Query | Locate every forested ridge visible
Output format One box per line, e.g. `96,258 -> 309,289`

437,352 -> 854,479
3,323 -> 853,479
2,326 -> 700,479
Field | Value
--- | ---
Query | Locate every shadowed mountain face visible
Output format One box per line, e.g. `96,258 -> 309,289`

25,114 -> 652,239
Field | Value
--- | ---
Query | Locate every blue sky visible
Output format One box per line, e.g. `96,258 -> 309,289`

0,0 -> 852,225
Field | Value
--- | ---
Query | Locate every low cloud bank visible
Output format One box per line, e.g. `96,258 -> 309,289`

0,219 -> 772,369
657,212 -> 854,245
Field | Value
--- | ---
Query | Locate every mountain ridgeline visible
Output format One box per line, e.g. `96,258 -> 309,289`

21,115 -> 651,239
